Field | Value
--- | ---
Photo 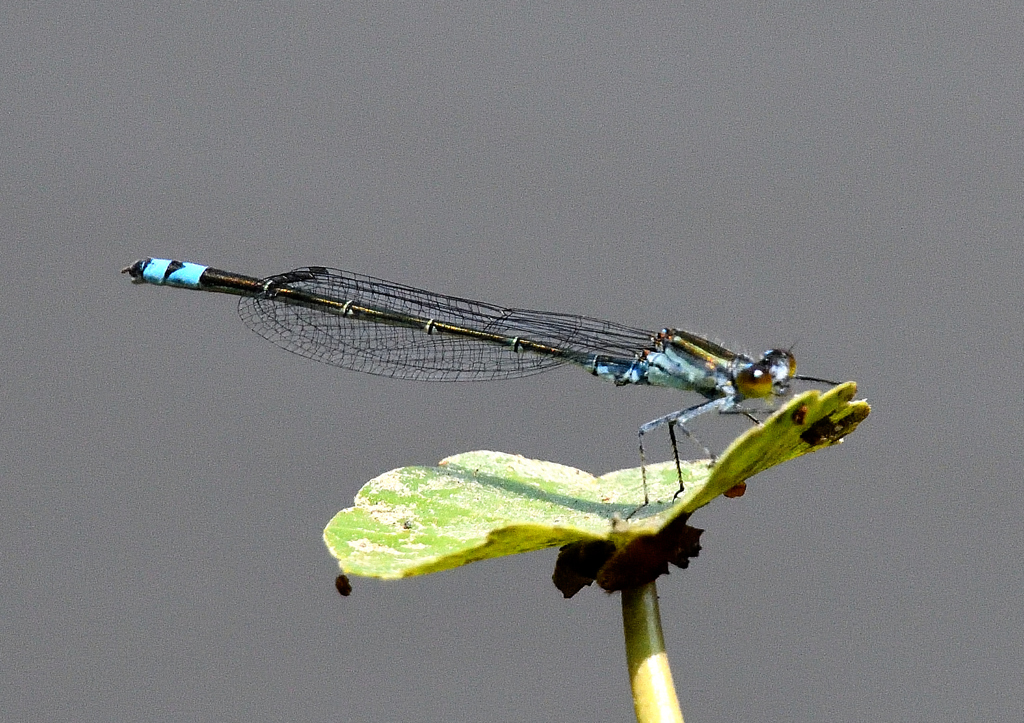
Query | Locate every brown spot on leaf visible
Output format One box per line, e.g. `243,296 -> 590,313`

552,540 -> 616,598
596,513 -> 703,592
723,481 -> 747,498
553,513 -> 704,596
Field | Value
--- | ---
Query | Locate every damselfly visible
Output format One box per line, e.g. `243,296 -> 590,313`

123,258 -> 835,504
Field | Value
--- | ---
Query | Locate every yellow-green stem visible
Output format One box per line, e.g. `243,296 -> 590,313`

622,582 -> 684,723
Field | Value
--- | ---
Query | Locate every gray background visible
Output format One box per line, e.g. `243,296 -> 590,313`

3,3 -> 1021,722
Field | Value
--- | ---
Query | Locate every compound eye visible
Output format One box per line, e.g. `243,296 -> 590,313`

735,364 -> 774,398
764,349 -> 797,378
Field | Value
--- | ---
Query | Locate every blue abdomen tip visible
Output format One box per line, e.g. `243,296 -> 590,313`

141,259 -> 208,288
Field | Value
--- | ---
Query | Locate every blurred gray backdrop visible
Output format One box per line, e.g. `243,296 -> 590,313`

3,3 -> 1021,722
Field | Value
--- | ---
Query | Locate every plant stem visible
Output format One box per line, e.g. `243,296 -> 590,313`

622,582 -> 684,723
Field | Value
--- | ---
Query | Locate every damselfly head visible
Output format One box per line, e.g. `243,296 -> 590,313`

764,348 -> 798,383
733,349 -> 797,399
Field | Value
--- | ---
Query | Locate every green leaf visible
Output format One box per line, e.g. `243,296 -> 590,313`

323,382 -> 869,583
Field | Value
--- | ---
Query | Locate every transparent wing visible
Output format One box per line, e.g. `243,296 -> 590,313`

237,267 -> 657,382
